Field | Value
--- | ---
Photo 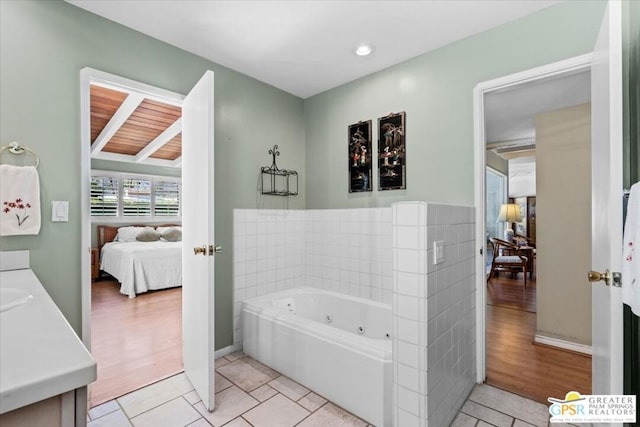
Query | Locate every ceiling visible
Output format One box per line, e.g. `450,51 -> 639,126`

90,83 -> 183,167
67,0 -> 563,99
80,0 -> 584,169
484,69 -> 591,161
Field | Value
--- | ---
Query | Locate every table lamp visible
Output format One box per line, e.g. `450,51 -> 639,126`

497,203 -> 522,242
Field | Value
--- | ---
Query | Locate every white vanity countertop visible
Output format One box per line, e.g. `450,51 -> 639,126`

0,268 -> 96,414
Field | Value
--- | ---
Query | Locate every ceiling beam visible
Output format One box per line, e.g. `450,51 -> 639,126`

91,93 -> 145,154
498,149 -> 536,160
92,151 -> 180,168
171,157 -> 182,168
486,137 -> 535,150
134,118 -> 182,163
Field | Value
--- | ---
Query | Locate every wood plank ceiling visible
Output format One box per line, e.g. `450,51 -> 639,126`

90,84 -> 182,168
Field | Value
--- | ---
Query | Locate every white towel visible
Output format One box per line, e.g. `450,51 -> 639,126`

0,164 -> 41,236
622,181 -> 640,316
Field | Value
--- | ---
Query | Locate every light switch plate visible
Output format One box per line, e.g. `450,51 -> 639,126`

434,240 -> 445,264
51,201 -> 69,222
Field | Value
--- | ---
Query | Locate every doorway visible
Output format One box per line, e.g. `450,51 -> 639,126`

474,54 -> 594,403
80,68 -> 186,407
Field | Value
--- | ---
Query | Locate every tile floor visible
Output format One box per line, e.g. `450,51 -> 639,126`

88,351 -> 556,427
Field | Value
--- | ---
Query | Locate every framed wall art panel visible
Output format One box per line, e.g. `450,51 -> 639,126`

378,112 -> 406,190
348,120 -> 372,193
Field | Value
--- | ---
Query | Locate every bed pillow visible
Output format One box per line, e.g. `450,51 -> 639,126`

136,228 -> 161,242
156,226 -> 181,235
116,226 -> 145,242
161,227 -> 182,242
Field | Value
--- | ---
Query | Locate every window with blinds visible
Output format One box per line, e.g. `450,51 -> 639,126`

90,176 -> 119,216
90,171 -> 181,220
154,181 -> 181,216
122,178 -> 152,216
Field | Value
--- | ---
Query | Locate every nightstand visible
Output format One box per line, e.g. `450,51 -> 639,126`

91,248 -> 99,280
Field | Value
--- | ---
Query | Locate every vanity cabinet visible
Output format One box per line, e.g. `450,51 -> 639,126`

0,251 -> 96,427
0,388 -> 87,427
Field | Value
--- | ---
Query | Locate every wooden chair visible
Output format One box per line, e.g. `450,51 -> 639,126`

488,237 -> 529,287
514,233 -> 536,248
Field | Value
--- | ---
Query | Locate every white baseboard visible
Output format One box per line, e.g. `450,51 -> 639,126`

534,334 -> 592,355
214,343 -> 242,359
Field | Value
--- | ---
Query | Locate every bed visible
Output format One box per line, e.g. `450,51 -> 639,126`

97,224 -> 182,298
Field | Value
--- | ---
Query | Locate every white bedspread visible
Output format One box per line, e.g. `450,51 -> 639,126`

100,241 -> 182,297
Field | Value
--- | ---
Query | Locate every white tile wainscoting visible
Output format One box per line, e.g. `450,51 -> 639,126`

392,202 -> 476,427
232,203 -> 476,426
232,208 -> 392,346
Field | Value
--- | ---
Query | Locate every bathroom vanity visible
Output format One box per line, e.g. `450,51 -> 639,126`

0,251 -> 96,427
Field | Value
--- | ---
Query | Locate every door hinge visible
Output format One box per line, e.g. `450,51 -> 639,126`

612,271 -> 622,288
479,247 -> 483,256
207,245 -> 222,256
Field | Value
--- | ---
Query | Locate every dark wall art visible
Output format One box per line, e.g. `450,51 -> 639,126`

348,120 -> 373,192
378,112 -> 406,190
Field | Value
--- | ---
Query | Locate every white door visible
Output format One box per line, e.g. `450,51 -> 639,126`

590,0 -> 624,396
182,70 -> 216,410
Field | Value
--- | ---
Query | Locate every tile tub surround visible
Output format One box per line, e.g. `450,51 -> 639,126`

232,207 -> 392,345
392,202 -> 476,427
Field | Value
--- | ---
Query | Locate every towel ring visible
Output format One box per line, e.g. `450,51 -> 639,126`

0,142 -> 39,168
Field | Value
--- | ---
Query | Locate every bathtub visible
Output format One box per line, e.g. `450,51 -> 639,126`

242,287 -> 392,427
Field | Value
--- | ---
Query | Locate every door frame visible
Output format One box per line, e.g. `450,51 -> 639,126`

79,67 -> 185,350
472,53 -> 593,383
485,165 -> 508,242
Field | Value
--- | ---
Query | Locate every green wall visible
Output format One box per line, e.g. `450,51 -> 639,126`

0,0 -> 305,348
303,0 -> 607,209
0,0 -> 610,351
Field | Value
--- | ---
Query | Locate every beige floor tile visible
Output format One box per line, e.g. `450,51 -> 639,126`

186,419 -> 213,427
297,392 -> 327,412
226,418 -> 253,427
250,384 -> 278,402
215,357 -> 230,369
88,409 -> 133,427
469,385 -> 549,426
513,420 -> 538,427
224,351 -> 247,362
89,400 -> 120,420
461,400 -> 513,427
195,385 -> 259,426
130,397 -> 200,427
451,412 -> 479,427
215,372 -> 233,393
183,390 -> 201,406
242,394 -> 310,427
117,373 -> 194,418
297,402 -> 367,427
217,357 -> 280,392
268,376 -> 310,401
478,421 -> 494,427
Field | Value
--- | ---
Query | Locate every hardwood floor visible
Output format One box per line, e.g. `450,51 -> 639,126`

486,272 -> 592,404
90,279 -> 183,408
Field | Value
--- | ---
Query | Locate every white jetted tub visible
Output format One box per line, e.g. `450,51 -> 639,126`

242,287 -> 392,427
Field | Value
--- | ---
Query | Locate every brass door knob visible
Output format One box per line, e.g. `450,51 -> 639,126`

588,269 -> 610,286
193,246 -> 207,255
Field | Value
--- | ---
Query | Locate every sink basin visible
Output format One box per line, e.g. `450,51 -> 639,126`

0,288 -> 33,313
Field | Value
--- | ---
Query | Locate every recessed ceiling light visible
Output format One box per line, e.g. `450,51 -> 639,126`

355,43 -> 373,56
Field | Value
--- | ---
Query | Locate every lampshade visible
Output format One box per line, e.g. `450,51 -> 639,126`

497,203 -> 522,223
